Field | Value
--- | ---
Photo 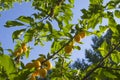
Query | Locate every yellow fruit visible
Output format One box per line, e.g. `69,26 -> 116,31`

33,60 -> 41,68
39,68 -> 47,78
32,70 -> 40,77
64,45 -> 73,53
22,43 -> 28,52
23,46 -> 28,52
69,41 -> 74,46
79,31 -> 86,38
37,57 -> 45,63
25,63 -> 34,69
44,60 -> 52,70
29,74 -> 36,80
74,34 -> 81,42
17,47 -> 23,54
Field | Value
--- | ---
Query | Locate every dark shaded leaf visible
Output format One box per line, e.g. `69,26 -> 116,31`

4,21 -> 24,27
6,49 -> 13,54
114,10 -> 120,18
0,47 -> 4,54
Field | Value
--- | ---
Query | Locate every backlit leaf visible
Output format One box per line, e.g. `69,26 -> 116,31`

0,54 -> 16,80
111,51 -> 120,63
24,29 -> 34,43
17,16 -> 34,23
12,29 -> 26,41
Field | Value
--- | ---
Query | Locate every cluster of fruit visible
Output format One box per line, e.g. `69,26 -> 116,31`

13,43 -> 28,57
25,57 -> 52,80
64,31 -> 86,54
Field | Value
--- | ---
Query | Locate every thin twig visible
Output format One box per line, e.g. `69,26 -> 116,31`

82,41 -> 120,80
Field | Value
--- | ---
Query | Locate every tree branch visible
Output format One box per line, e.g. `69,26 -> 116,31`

41,35 -> 75,64
82,41 -> 120,80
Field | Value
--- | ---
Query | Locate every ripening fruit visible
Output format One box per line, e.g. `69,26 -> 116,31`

32,70 -> 40,77
22,46 -> 28,52
44,60 -> 52,70
29,74 -> 36,80
22,43 -> 28,52
64,45 -> 73,54
25,63 -> 34,69
79,31 -> 86,38
33,60 -> 41,68
74,34 -> 81,43
39,68 -> 47,78
70,41 -> 74,46
13,51 -> 20,57
17,47 -> 23,54
37,57 -> 45,63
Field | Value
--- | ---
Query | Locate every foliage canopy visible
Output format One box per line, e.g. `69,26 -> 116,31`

0,0 -> 120,80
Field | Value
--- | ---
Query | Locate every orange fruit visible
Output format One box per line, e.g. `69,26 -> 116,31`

39,68 -> 47,78
32,70 -> 40,77
74,34 -> 81,42
25,63 -> 34,69
44,60 -> 52,70
79,31 -> 86,38
29,74 -> 36,80
33,60 -> 41,68
64,45 -> 73,54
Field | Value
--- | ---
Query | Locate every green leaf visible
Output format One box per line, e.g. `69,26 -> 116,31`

25,47 -> 30,58
0,54 -> 16,80
99,41 -> 108,57
68,0 -> 74,4
103,70 -> 117,78
90,0 -> 103,4
6,49 -> 13,54
108,16 -> 116,27
24,29 -> 34,43
106,1 -> 116,9
46,21 -> 53,33
98,48 -> 104,51
114,10 -> 120,18
12,29 -> 26,41
73,46 -> 81,50
14,69 -> 34,80
17,16 -> 34,23
99,25 -> 107,32
110,26 -> 118,33
111,51 -> 120,63
4,21 -> 24,27
0,47 -> 4,54
0,76 -> 6,80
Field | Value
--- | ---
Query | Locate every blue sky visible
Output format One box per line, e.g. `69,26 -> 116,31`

0,0 -> 94,65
